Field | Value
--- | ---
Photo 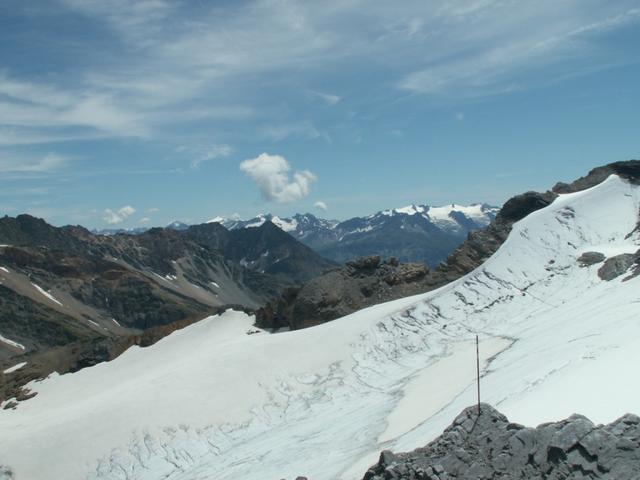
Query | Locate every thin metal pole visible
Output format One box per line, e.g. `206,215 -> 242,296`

476,334 -> 481,415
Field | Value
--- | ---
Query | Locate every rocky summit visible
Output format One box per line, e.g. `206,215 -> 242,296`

364,404 -> 640,480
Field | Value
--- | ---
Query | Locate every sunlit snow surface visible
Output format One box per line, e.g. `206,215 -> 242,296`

1,175 -> 640,480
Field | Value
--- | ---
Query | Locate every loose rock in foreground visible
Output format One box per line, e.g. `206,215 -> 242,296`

363,403 -> 640,479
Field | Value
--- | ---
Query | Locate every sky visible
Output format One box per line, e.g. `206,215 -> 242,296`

0,0 -> 639,228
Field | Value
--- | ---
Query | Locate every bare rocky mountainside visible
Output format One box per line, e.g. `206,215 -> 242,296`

256,160 -> 640,330
0,217 -> 334,401
363,404 -> 640,480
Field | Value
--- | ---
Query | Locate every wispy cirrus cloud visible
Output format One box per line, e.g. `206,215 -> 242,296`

259,122 -> 329,143
175,143 -> 233,169
0,152 -> 69,173
1,0 -> 636,153
309,90 -> 341,106
58,0 -> 175,45
397,4 -> 640,96
0,0 -> 636,200
0,73 -> 149,140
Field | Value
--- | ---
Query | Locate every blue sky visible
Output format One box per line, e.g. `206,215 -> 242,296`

0,0 -> 639,228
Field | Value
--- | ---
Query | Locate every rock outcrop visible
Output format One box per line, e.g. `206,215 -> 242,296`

256,256 -> 430,329
578,252 -> 606,267
364,404 -> 640,480
597,251 -> 640,281
553,160 -> 640,193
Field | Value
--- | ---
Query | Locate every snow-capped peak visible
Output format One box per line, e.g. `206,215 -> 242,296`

166,221 -> 189,230
373,202 -> 497,222
390,204 -> 428,216
425,203 -> 497,224
271,216 -> 298,232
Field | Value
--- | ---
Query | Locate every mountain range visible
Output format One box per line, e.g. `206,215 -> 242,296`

94,203 -> 499,268
212,203 -> 499,266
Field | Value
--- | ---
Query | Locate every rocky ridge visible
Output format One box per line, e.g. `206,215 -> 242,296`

256,255 -> 430,330
363,404 -> 640,480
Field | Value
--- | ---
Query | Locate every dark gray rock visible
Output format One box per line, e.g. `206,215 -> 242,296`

499,191 -> 557,223
597,252 -> 639,280
578,251 -> 606,266
363,404 -> 640,480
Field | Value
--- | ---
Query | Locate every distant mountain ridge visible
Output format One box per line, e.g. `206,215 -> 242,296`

94,203 -> 498,267
211,202 -> 499,266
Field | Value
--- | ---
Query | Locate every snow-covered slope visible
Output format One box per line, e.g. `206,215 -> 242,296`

1,175 -> 640,480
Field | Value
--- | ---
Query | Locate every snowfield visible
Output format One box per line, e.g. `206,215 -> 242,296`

1,175 -> 640,480
0,334 -> 25,351
3,362 -> 27,374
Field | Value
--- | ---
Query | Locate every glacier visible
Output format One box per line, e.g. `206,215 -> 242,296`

1,174 -> 639,480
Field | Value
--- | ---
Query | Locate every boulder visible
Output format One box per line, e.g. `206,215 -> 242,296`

577,251 -> 606,267
597,252 -> 639,280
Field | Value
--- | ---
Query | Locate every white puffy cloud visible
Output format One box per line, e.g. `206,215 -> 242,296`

314,201 -> 328,211
103,205 -> 136,224
239,153 -> 316,204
